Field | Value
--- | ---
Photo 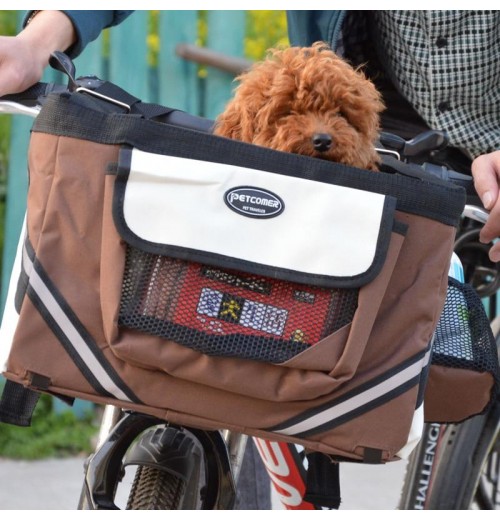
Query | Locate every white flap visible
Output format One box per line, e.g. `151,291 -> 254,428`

115,148 -> 395,287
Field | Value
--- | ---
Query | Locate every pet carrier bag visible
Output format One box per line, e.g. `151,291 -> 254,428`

0,74 -> 496,464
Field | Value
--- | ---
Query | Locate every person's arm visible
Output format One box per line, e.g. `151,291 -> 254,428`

472,150 -> 500,261
0,10 -> 133,96
0,10 -> 76,95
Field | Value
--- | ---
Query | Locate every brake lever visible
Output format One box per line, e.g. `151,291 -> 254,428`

379,130 -> 450,161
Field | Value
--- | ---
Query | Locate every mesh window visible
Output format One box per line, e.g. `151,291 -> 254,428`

119,247 -> 359,364
432,278 -> 499,382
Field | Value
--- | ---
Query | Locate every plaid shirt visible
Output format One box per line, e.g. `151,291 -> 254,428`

368,11 -> 500,158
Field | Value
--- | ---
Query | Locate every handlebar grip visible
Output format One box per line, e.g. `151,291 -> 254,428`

0,82 -> 66,106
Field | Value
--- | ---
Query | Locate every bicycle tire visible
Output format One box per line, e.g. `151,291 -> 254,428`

399,316 -> 500,510
126,465 -> 186,510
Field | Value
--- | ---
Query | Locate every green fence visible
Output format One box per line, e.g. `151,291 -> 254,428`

0,10 -> 258,310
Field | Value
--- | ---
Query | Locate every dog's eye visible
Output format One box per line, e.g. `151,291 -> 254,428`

338,108 -> 362,132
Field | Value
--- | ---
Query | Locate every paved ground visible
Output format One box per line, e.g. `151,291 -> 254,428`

0,456 -> 407,510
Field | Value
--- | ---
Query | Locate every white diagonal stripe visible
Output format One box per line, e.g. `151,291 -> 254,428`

273,350 -> 431,436
24,248 -> 131,402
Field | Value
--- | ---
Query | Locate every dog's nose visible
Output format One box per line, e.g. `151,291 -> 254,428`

312,133 -> 333,152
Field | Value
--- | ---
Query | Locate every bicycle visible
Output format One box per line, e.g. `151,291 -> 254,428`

0,64 -> 497,511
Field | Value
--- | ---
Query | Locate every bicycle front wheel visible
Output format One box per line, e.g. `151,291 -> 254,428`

426,411 -> 498,509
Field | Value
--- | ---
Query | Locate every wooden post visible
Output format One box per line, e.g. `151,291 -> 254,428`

204,11 -> 246,120
158,11 -> 199,113
109,11 -> 150,101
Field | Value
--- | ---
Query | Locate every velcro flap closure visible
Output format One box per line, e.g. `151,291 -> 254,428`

113,148 -> 397,289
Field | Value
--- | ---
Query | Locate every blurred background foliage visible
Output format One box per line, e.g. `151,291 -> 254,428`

146,10 -> 288,66
0,11 -> 17,269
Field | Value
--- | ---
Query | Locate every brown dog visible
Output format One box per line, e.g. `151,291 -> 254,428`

214,43 -> 384,171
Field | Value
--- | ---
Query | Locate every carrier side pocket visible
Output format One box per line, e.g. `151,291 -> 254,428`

424,278 -> 500,423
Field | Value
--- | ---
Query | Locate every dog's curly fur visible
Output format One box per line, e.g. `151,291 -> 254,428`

214,43 -> 385,170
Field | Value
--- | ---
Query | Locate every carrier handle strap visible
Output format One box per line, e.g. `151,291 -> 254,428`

90,80 -> 176,120
48,51 -> 215,132
0,380 -> 41,427
89,80 -> 215,131
49,50 -> 176,121
303,452 -> 341,509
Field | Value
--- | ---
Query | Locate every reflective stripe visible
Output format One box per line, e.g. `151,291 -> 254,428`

272,350 -> 431,437
23,244 -> 133,403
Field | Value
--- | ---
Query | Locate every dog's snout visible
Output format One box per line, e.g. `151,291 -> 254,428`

312,133 -> 333,152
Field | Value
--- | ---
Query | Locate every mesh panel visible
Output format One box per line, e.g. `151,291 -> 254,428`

433,278 -> 499,381
119,247 -> 358,364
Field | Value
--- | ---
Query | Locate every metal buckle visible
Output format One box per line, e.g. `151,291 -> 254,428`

75,87 -> 131,113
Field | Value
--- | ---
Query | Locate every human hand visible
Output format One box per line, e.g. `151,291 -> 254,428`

0,34 -> 47,96
0,11 -> 75,96
472,150 -> 500,262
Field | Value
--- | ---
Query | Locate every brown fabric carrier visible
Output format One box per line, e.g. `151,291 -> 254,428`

1,90 -> 495,464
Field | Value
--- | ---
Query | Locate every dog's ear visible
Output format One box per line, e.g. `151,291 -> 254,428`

214,67 -> 268,142
213,98 -> 246,141
341,76 -> 385,138
214,59 -> 288,143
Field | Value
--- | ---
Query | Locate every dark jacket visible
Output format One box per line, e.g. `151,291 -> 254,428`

286,11 -> 347,49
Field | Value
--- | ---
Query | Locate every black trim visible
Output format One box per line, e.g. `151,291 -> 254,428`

14,262 -> 29,314
363,448 -> 383,464
33,92 -> 465,227
28,372 -> 51,390
24,240 -> 142,404
268,349 -> 427,436
393,220 -> 409,236
113,148 -> 397,289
